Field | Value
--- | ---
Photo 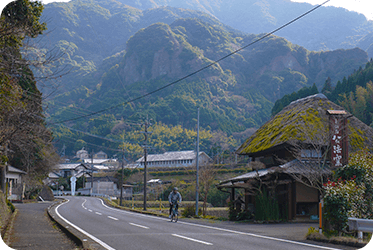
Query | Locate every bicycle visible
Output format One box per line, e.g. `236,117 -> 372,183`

170,202 -> 178,222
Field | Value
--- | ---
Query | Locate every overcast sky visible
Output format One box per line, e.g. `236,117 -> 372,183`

41,0 -> 373,20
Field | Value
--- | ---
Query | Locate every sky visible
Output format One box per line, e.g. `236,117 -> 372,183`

41,0 -> 373,20
291,0 -> 373,20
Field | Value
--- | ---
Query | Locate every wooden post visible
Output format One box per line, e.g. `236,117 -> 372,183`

319,202 -> 322,234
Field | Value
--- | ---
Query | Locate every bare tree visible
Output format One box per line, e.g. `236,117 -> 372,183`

280,116 -> 333,194
199,164 -> 216,216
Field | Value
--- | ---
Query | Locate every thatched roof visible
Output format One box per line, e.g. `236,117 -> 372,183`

236,94 -> 373,155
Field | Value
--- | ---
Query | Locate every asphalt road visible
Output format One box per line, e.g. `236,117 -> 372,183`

55,196 -> 343,250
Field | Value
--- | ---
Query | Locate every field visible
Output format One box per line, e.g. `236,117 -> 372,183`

110,199 -> 229,219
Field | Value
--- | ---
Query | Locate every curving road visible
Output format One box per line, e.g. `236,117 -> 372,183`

55,196 -> 341,250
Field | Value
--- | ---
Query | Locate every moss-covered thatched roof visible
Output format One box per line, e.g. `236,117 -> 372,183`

237,94 -> 373,155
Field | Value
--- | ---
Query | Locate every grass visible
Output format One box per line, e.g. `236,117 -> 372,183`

107,198 -> 228,219
306,232 -> 369,248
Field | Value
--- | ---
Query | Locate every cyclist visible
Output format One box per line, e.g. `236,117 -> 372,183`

168,187 -> 182,218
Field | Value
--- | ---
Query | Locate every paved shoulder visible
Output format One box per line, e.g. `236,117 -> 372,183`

9,202 -> 78,250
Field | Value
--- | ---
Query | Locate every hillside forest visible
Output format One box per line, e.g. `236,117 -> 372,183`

41,0 -> 373,161
2,0 -> 373,165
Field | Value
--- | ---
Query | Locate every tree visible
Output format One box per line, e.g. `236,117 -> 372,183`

281,113 -> 332,194
321,77 -> 333,97
0,0 -> 60,190
323,150 -> 373,234
199,164 -> 217,216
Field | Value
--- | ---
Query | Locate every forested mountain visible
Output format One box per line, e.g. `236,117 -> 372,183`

48,15 -> 368,160
110,0 -> 373,54
39,0 -> 235,94
28,0 -> 373,160
39,0 -> 373,96
0,0 -> 59,179
322,60 -> 373,127
273,59 -> 373,128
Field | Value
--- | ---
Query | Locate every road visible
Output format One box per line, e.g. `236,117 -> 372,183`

55,196 -> 341,250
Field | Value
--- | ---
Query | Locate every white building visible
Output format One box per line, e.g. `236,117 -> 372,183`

6,165 -> 27,201
94,151 -> 107,159
136,150 -> 212,168
76,148 -> 89,160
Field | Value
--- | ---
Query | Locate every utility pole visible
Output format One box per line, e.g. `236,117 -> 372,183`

90,150 -> 94,196
195,107 -> 200,216
120,148 -> 124,206
140,116 -> 152,211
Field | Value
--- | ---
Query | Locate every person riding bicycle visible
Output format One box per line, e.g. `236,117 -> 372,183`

168,187 -> 182,218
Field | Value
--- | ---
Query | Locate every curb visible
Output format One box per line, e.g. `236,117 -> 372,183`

47,199 -> 104,250
306,233 -> 368,248
2,208 -> 18,246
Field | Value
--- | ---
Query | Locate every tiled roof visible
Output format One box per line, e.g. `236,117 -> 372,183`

8,165 -> 27,175
136,150 -> 207,163
218,159 -> 331,187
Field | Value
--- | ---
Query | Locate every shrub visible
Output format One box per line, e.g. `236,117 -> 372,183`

324,193 -> 350,232
255,189 -> 280,221
323,150 -> 373,233
182,204 -> 201,217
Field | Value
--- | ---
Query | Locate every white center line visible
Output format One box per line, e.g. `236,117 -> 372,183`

172,234 -> 213,245
129,223 -> 149,229
95,212 -> 102,215
107,216 -> 118,221
88,209 -> 92,212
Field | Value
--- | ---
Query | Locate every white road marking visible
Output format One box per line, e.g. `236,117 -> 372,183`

98,198 -> 341,250
55,199 -> 116,250
172,234 -> 213,245
82,199 -> 87,209
88,209 -> 92,212
95,212 -> 102,215
129,223 -> 149,229
108,216 -> 118,221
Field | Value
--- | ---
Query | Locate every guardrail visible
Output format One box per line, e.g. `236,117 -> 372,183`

348,217 -> 373,242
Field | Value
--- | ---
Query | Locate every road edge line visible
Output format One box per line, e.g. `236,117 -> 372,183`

48,198 -> 116,250
98,198 -> 340,250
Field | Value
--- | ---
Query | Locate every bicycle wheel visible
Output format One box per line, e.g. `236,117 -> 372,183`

171,213 -> 174,222
174,213 -> 178,222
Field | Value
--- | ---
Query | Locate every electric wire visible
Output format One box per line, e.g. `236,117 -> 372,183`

49,0 -> 330,125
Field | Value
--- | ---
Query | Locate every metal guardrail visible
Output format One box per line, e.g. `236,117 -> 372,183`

348,217 -> 373,242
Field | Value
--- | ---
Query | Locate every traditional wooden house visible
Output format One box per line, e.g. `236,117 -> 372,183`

218,94 -> 373,221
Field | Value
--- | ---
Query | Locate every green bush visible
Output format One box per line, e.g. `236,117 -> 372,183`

182,204 -> 201,217
255,189 -> 280,221
6,199 -> 15,213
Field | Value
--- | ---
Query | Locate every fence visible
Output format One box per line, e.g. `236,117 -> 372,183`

348,217 -> 373,242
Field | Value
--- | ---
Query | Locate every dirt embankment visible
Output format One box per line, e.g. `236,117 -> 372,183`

0,191 -> 13,238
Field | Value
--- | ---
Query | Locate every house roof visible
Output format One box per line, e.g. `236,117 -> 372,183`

136,150 -> 210,163
7,165 -> 27,175
91,176 -> 118,183
217,159 -> 331,187
236,94 -> 373,156
83,159 -> 116,164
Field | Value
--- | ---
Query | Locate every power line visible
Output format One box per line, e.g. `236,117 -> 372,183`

49,0 -> 330,125
58,124 -> 141,144
56,134 -> 123,153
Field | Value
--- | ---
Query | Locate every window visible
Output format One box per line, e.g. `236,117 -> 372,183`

301,149 -> 322,158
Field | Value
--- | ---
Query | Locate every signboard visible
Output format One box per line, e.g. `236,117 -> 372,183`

328,110 -> 348,169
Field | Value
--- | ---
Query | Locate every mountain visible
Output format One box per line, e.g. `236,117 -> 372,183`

110,0 -> 373,53
39,0 -> 373,97
39,0 -> 370,158
48,18 -> 368,143
39,0 -> 236,94
273,59 -> 373,128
